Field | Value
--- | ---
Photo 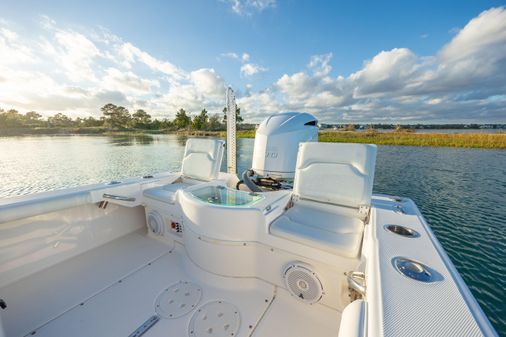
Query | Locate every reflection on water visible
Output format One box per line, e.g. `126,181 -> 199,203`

175,135 -> 188,146
0,135 -> 504,333
107,134 -> 155,146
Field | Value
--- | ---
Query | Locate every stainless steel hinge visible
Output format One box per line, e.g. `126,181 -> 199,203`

358,205 -> 370,221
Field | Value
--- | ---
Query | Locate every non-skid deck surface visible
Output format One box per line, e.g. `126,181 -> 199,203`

4,233 -> 340,337
2,231 -> 171,337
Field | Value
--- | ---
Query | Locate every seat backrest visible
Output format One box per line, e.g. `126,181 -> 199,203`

293,142 -> 377,209
181,138 -> 225,181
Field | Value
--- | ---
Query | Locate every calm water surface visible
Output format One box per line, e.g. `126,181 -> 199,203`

0,135 -> 505,334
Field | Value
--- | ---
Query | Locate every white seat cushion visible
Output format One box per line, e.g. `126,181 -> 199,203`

143,138 -> 224,204
294,142 -> 376,210
269,143 -> 376,258
143,183 -> 191,203
181,138 -> 224,181
270,203 -> 364,258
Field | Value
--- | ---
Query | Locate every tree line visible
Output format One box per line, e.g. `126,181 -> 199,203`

0,104 -> 243,131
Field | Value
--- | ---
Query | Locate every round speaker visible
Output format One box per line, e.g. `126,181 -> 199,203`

283,262 -> 323,304
147,211 -> 164,236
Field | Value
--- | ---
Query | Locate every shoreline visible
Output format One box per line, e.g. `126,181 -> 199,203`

1,128 -> 505,149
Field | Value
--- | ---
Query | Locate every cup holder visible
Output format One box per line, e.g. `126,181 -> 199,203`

385,224 -> 419,238
393,257 -> 434,283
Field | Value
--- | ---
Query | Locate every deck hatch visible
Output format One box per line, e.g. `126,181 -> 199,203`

155,281 -> 202,318
189,301 -> 240,337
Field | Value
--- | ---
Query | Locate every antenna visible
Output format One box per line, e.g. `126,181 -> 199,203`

226,87 -> 237,174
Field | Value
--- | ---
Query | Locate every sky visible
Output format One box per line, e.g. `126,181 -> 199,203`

0,0 -> 505,123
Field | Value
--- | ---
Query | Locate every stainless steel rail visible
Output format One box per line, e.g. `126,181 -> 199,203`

102,194 -> 136,202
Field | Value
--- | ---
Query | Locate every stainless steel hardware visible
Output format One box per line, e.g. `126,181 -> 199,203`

263,204 -> 279,215
102,194 -> 136,202
393,257 -> 434,283
384,224 -> 420,238
346,271 -> 366,298
393,204 -> 406,214
128,315 -> 159,337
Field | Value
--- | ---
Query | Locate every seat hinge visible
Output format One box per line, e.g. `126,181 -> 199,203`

358,205 -> 370,221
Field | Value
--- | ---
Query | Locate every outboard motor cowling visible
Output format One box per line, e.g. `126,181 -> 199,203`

241,112 -> 317,191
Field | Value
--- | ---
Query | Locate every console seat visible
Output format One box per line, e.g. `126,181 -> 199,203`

270,202 -> 364,258
143,138 -> 224,204
143,182 -> 191,204
270,142 -> 377,259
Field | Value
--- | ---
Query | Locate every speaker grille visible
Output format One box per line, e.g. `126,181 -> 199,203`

284,262 -> 323,304
147,211 -> 164,236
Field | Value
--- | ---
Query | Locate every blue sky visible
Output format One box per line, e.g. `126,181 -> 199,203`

1,0 -> 505,123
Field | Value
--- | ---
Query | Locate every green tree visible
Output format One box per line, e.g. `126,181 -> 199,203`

79,116 -> 103,127
0,109 -> 25,128
150,119 -> 162,130
24,111 -> 43,127
174,108 -> 191,129
208,114 -> 222,131
192,109 -> 209,130
160,118 -> 174,130
101,103 -> 131,129
131,109 -> 152,129
222,106 -> 243,124
48,113 -> 74,127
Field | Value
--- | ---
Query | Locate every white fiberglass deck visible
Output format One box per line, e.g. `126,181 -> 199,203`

3,231 -> 340,337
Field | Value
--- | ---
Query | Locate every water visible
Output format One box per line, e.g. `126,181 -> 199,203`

0,134 -> 505,334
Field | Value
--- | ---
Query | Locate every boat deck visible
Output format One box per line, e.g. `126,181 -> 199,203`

2,231 -> 341,337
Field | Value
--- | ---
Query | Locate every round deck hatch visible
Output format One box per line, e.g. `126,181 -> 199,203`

393,257 -> 434,283
384,224 -> 419,238
155,281 -> 202,318
189,301 -> 240,337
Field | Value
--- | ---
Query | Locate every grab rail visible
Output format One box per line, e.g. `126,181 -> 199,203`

102,194 -> 136,202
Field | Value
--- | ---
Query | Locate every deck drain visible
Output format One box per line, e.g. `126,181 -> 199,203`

155,281 -> 202,319
189,301 -> 240,337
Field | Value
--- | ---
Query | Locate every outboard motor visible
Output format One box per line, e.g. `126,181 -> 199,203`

240,112 -> 318,191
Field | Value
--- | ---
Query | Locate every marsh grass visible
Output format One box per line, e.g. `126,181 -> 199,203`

233,130 -> 506,149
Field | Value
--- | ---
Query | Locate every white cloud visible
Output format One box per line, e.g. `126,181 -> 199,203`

308,53 -> 333,76
53,30 -> 101,82
240,63 -> 267,76
0,18 -> 224,118
227,0 -> 276,16
220,52 -> 239,59
243,7 -> 506,123
190,68 -> 226,97
1,8 -> 506,123
118,42 -> 185,80
237,90 -> 281,119
102,68 -> 159,94
349,48 -> 418,96
221,51 -> 266,77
